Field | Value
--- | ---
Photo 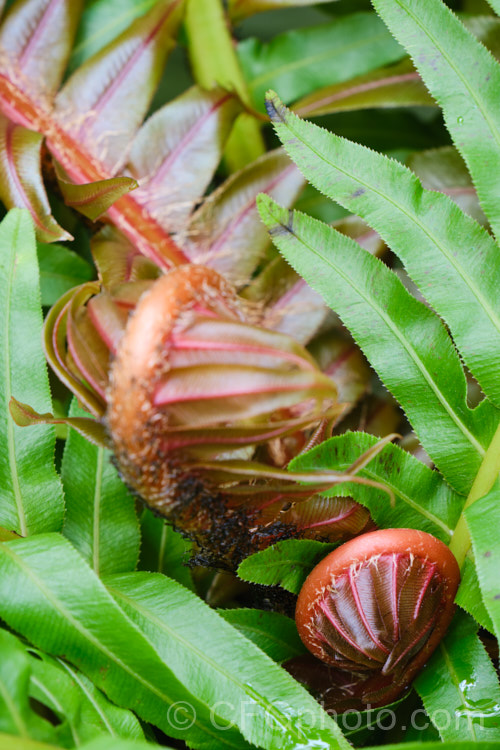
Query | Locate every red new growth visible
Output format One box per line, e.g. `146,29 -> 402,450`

295,528 -> 460,707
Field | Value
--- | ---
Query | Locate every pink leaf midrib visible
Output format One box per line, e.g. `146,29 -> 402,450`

203,163 -> 298,259
154,375 -> 326,406
349,564 -> 391,655
170,335 -> 316,371
161,417 -> 317,450
295,71 -> 422,116
77,2 -> 178,121
4,120 -> 60,236
298,503 -> 358,531
319,598 -> 384,664
18,0 -> 61,71
0,41 -> 189,267
270,278 -> 307,312
135,93 -> 232,193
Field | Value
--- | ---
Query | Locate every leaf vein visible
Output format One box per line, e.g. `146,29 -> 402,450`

280,213 -> 485,457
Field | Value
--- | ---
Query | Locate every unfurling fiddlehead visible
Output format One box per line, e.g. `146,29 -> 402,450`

291,528 -> 460,711
106,264 -> 388,565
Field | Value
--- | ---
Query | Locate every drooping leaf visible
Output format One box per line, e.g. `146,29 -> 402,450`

289,432 -> 462,542
0,629 -> 56,742
43,283 -> 107,418
61,399 -> 140,577
57,174 -> 138,220
237,13 -> 405,113
26,648 -> 144,745
0,210 -> 64,536
37,242 -> 93,306
127,86 -> 241,232
58,283 -> 111,403
0,0 -> 83,101
0,533 -> 254,749
0,117 -> 71,242
138,509 -> 194,591
465,485 -> 500,641
237,539 -> 336,594
228,0 -> 335,24
55,0 -> 184,175
415,612 -> 500,741
9,397 -> 107,447
408,146 -> 486,226
68,0 -> 158,72
293,58 -> 433,117
265,94 -> 500,408
106,570 -> 350,750
182,149 -> 305,286
258,196 -> 497,495
218,609 -> 307,663
371,0 -> 500,240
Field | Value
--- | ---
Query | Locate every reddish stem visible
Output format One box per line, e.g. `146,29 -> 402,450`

0,74 -> 189,269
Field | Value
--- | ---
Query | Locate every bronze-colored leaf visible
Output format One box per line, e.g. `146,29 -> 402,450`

279,496 -> 373,542
91,226 -> 161,287
182,149 -> 305,286
242,256 -> 328,344
55,0 -> 184,175
228,0 -> 334,24
128,86 -> 241,232
0,114 -> 71,241
293,59 -> 433,118
107,265 -> 337,519
0,0 -> 83,102
9,396 -> 107,447
57,171 -> 138,221
43,284 -> 106,417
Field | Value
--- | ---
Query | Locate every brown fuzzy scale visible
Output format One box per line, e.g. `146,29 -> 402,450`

295,529 -> 460,709
108,265 -> 238,495
107,265 -> 320,566
107,264 -> 375,567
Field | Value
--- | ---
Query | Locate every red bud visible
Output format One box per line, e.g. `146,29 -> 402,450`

295,528 -> 460,708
